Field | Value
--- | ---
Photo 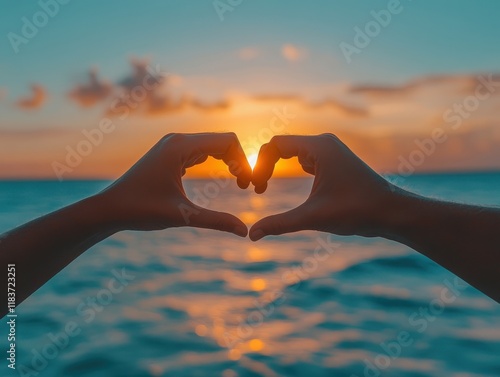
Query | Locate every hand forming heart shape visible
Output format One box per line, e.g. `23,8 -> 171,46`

100,133 -> 395,242
6,132 -> 499,309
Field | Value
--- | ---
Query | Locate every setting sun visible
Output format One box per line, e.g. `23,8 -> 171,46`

247,153 -> 258,170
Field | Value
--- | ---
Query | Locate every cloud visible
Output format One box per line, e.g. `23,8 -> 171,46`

68,69 -> 112,107
281,43 -> 308,61
190,98 -> 230,112
69,59 -> 229,117
237,47 -> 260,61
106,58 -> 176,116
251,94 -> 301,102
110,59 -> 229,116
116,58 -> 162,89
329,122 -> 500,175
308,98 -> 369,117
252,93 -> 368,117
349,74 -> 482,98
0,127 -> 70,139
16,84 -> 46,110
5,70 -> 500,178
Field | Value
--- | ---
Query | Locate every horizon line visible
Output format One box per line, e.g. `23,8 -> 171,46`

0,168 -> 499,182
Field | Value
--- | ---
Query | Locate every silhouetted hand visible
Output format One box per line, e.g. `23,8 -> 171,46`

100,133 -> 252,236
250,133 -> 394,240
0,132 -> 253,314
250,133 -> 500,302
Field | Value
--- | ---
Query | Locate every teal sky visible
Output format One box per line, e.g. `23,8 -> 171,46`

1,0 -> 500,97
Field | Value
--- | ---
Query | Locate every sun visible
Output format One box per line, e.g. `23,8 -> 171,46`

247,153 -> 258,170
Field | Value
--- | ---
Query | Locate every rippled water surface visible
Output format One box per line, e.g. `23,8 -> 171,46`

1,173 -> 499,377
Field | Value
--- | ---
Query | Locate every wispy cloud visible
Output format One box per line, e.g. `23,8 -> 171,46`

349,75 -> 479,98
69,59 -> 229,116
4,70 -> 500,178
0,127 -> 71,139
252,94 -> 368,117
308,98 -> 368,117
16,84 -> 46,110
281,43 -> 308,62
68,69 -> 112,107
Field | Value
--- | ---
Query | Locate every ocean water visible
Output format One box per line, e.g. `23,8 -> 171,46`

0,173 -> 499,377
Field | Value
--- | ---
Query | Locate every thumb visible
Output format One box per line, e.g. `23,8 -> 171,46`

249,204 -> 310,241
185,203 -> 248,237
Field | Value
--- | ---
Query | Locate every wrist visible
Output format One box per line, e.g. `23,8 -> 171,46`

82,193 -> 127,233
375,185 -> 423,242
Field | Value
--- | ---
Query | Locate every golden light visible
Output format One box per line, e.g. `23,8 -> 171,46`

246,247 -> 269,262
248,339 -> 264,352
250,195 -> 266,209
247,153 -> 258,170
251,278 -> 266,291
239,211 -> 259,225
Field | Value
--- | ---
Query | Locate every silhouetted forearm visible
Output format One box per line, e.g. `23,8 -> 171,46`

0,194 -> 118,317
0,133 -> 252,317
250,134 -> 500,302
382,188 -> 500,302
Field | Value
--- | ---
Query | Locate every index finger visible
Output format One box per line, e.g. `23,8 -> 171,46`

252,135 -> 313,193
182,132 -> 253,189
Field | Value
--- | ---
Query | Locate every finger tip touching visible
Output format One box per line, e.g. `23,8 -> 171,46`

253,182 -> 267,194
249,227 -> 265,242
236,177 -> 250,189
232,224 -> 248,238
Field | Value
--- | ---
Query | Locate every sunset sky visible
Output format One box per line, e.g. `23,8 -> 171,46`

1,0 -> 500,179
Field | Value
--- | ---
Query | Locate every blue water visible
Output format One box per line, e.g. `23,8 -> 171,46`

1,173 -> 499,377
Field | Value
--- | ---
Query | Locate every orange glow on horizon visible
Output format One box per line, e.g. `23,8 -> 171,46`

3,82 -> 500,179
185,157 -> 308,179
